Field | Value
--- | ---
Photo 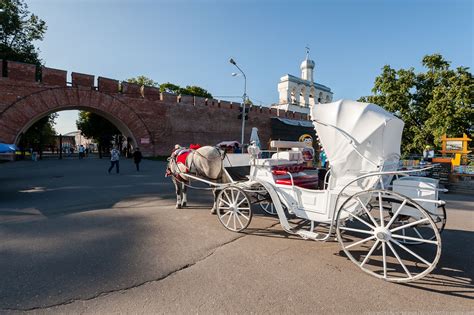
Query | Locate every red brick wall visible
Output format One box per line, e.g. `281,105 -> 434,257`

0,60 -> 308,156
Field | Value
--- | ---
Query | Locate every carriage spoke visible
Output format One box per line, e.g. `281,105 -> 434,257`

356,197 -> 378,227
236,196 -> 247,207
391,234 -> 438,245
338,226 -> 374,235
386,199 -> 408,229
378,192 -> 384,227
387,241 -> 412,278
345,235 -> 376,249
390,218 -> 430,233
346,211 -> 376,230
236,210 -> 249,221
226,212 -> 233,226
413,227 -> 423,239
235,213 -> 245,229
233,212 -> 237,230
224,191 -> 232,204
220,199 -> 231,206
233,190 -> 240,203
382,242 -> 387,279
391,239 -> 431,266
360,240 -> 380,267
220,210 -> 232,218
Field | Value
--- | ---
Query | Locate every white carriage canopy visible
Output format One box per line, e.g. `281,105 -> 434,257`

311,99 -> 404,181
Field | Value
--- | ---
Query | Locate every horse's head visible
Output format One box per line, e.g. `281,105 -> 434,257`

165,156 -> 174,177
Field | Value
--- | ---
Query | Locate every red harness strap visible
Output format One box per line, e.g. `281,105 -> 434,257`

176,151 -> 191,172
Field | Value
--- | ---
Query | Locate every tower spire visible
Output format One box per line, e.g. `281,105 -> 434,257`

305,45 -> 310,60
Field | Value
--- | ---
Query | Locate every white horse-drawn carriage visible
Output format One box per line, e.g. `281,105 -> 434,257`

167,100 -> 447,283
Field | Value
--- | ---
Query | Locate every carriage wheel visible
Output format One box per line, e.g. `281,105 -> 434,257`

217,186 -> 252,232
260,201 -> 277,215
336,190 -> 441,283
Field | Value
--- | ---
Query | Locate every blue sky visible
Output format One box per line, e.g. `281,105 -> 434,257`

27,0 -> 473,134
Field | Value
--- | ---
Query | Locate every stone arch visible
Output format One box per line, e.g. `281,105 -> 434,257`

318,92 -> 323,103
309,87 -> 316,107
0,87 -> 154,154
299,85 -> 306,106
325,94 -> 331,103
290,87 -> 297,104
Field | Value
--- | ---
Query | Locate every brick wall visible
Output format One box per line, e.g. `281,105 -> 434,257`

0,60 -> 309,156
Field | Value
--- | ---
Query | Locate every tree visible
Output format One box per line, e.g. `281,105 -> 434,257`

127,75 -> 158,87
160,82 -> 213,98
0,0 -> 47,65
76,111 -> 121,157
159,82 -> 181,94
180,85 -> 212,98
360,54 -> 473,155
19,113 -> 57,158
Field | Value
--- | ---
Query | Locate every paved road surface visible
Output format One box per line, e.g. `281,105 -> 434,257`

0,158 -> 473,314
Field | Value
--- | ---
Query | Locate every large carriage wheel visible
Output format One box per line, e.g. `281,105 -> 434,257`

335,190 -> 441,283
217,186 -> 252,232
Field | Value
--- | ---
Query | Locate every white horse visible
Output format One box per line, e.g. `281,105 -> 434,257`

166,145 -> 229,212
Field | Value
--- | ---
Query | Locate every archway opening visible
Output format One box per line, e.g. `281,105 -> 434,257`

16,107 -> 138,160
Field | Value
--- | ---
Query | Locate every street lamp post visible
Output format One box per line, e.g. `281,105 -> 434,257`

229,58 -> 247,151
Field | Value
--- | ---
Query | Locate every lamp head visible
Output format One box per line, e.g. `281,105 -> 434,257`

231,72 -> 238,77
229,58 -> 236,65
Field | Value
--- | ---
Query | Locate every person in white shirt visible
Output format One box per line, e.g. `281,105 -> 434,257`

108,147 -> 120,174
78,145 -> 85,159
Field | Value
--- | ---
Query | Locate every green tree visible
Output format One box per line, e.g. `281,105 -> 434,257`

159,82 -> 213,98
0,0 -> 47,65
180,85 -> 212,98
127,75 -> 158,87
159,82 -> 181,94
76,111 -> 121,157
19,113 -> 57,157
360,54 -> 473,155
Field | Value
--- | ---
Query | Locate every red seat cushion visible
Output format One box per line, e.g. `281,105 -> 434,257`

275,175 -> 318,189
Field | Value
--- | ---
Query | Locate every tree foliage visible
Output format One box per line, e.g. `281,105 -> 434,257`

0,0 -> 47,65
360,54 -> 473,155
76,111 -> 120,148
127,75 -> 158,87
160,82 -> 213,98
19,113 -> 57,151
127,77 -> 213,98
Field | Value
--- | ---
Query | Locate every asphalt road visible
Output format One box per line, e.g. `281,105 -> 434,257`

0,158 -> 473,314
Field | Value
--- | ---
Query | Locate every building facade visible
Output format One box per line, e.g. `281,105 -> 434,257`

272,52 -> 333,114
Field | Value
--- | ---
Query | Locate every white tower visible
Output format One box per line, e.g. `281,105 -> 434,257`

300,47 -> 315,82
273,48 -> 333,114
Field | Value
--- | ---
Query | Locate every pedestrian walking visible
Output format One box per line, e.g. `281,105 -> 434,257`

108,147 -> 120,174
133,147 -> 143,171
79,145 -> 85,159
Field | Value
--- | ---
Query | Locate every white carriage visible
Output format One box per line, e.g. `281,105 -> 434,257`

210,100 -> 447,283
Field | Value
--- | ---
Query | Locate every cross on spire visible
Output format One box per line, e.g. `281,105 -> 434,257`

305,45 -> 310,59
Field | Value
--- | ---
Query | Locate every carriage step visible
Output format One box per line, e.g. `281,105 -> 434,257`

296,230 -> 319,240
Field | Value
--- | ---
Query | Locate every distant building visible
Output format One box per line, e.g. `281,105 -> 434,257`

272,50 -> 333,114
56,131 -> 96,151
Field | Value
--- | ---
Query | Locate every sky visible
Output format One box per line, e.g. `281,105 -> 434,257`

27,0 -> 473,134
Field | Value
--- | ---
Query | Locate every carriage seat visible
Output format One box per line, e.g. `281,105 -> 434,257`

275,175 -> 319,189
271,150 -> 304,164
